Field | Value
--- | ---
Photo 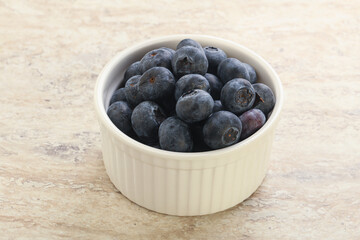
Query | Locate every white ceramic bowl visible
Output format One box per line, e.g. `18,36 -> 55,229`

94,35 -> 283,216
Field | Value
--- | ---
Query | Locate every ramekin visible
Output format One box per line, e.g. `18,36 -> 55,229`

94,35 -> 283,216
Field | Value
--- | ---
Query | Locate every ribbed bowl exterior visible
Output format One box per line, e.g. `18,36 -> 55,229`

94,35 -> 283,216
99,121 -> 275,216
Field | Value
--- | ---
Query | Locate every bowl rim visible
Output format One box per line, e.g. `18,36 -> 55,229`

94,34 -> 284,160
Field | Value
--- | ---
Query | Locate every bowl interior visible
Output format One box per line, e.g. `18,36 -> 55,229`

96,35 -> 283,157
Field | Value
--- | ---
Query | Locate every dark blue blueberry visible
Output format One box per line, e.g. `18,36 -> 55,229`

159,47 -> 176,58
139,67 -> 175,101
174,74 -> 210,100
212,100 -> 224,113
107,101 -> 133,136
203,111 -> 242,149
158,116 -> 193,152
252,83 -> 275,115
243,63 -> 257,84
220,78 -> 256,115
124,61 -> 142,82
140,48 -> 173,72
203,46 -> 227,75
176,39 -> 203,51
239,109 -> 266,140
172,46 -> 208,78
131,101 -> 166,143
124,75 -> 143,108
204,73 -> 223,100
109,88 -> 127,106
217,58 -> 250,84
176,89 -> 214,123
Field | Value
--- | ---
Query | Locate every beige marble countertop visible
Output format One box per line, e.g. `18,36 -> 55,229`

1,0 -> 360,239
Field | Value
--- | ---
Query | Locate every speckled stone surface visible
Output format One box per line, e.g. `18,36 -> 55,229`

1,0 -> 360,239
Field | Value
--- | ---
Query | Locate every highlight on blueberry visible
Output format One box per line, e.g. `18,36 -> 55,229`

131,101 -> 166,144
176,89 -> 214,123
203,111 -> 242,150
174,74 -> 210,100
124,75 -> 143,108
252,83 -> 275,115
172,46 -> 208,77
221,78 -> 256,115
140,48 -> 173,72
139,67 -> 175,101
239,109 -> 266,140
204,73 -> 223,100
107,101 -> 133,136
124,61 -> 143,82
109,88 -> 127,106
158,116 -> 193,152
203,46 -> 227,75
217,58 -> 250,84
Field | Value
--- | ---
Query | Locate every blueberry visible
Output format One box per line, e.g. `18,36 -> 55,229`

176,89 -> 214,123
239,109 -> 266,140
109,88 -> 127,106
172,46 -> 208,77
139,67 -> 175,101
107,101 -> 133,136
124,61 -> 142,82
203,46 -> 227,75
131,101 -> 166,143
203,111 -> 242,149
243,63 -> 257,84
176,39 -> 203,51
174,74 -> 210,100
159,47 -> 176,57
140,48 -> 173,72
221,78 -> 256,115
158,116 -> 193,152
212,100 -> 224,113
252,83 -> 275,115
217,58 -> 250,84
124,75 -> 143,108
204,73 -> 223,100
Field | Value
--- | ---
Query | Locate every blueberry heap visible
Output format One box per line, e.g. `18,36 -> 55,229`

107,39 -> 275,152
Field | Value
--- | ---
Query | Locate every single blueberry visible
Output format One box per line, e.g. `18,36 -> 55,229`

176,39 -> 203,52
221,78 -> 256,115
239,109 -> 266,140
159,47 -> 176,58
174,74 -> 210,100
217,58 -> 250,84
139,67 -> 175,101
203,46 -> 227,75
203,111 -> 242,150
124,75 -> 143,108
243,63 -> 257,84
131,101 -> 167,143
158,116 -> 193,152
124,61 -> 142,82
212,100 -> 224,113
140,48 -> 173,72
176,89 -> 214,123
172,46 -> 208,78
109,88 -> 127,106
107,101 -> 133,136
204,73 -> 223,100
252,83 -> 275,115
